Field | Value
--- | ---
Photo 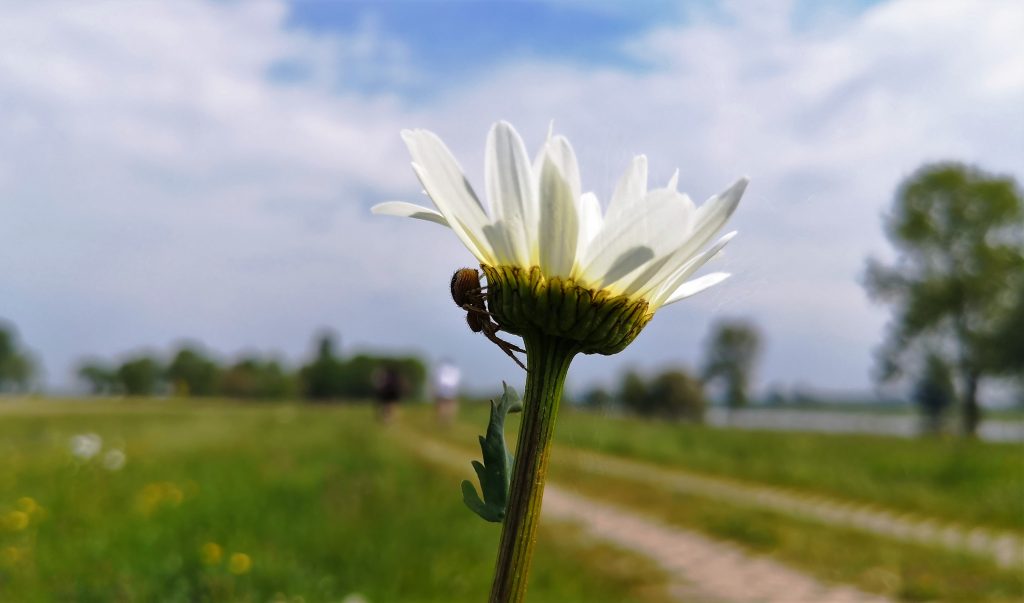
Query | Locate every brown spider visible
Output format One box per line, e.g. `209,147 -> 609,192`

450,268 -> 526,370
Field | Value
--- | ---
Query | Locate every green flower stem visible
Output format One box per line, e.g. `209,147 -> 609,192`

489,335 -> 578,603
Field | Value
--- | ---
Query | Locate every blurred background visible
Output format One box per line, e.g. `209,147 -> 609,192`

0,1 -> 1021,601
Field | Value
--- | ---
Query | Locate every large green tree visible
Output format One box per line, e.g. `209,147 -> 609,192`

701,319 -> 762,410
865,163 -> 1024,436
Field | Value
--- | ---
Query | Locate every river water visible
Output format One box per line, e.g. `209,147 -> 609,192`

704,408 -> 1024,443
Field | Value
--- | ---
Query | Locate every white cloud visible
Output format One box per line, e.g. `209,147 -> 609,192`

401,0 -> 1024,392
0,0 -> 1021,394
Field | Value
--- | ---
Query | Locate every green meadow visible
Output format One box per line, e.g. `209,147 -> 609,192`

1,399 -> 1021,602
0,400 -> 669,603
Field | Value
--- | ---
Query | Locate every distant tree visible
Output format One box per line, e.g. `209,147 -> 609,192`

300,332 -> 347,401
618,368 -> 705,422
117,355 -> 163,396
336,354 -> 426,400
336,353 -> 377,398
702,319 -> 762,410
221,356 -> 297,400
580,386 -> 613,411
0,323 -> 36,392
647,369 -> 706,422
166,345 -> 221,397
763,386 -> 788,407
618,370 -> 648,414
77,360 -> 119,395
913,353 -> 955,435
864,163 -> 1024,436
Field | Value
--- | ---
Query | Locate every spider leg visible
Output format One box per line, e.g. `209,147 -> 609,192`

499,336 -> 526,354
481,320 -> 525,353
482,329 -> 527,371
462,304 -> 523,346
462,304 -> 489,317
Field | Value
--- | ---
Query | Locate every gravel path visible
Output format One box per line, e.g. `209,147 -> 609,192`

412,437 -> 893,603
558,447 -> 1022,569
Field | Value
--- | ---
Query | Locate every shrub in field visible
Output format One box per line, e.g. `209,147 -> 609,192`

618,368 -> 706,422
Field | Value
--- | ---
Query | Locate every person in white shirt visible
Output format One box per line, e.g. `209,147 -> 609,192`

434,359 -> 461,425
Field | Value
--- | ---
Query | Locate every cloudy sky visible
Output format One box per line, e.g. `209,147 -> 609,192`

1,0 -> 1022,395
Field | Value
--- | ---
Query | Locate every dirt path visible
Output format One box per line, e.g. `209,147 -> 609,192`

558,447 -> 1022,569
411,437 -> 893,603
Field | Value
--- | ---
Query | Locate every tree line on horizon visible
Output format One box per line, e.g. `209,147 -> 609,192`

72,332 -> 426,402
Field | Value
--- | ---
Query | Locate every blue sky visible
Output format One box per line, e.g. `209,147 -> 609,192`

0,0 -> 1021,396
288,1 -> 686,79
279,0 -> 884,96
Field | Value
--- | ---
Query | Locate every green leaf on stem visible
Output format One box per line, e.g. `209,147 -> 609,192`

461,382 -> 522,522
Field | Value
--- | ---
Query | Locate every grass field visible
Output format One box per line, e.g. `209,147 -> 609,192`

408,403 -> 1024,602
2,398 -> 1021,602
0,400 -> 670,603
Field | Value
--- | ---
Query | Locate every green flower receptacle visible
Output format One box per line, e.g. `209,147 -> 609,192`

482,265 -> 654,356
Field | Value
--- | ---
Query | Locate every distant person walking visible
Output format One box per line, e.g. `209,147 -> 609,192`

433,359 -> 461,425
373,365 -> 404,423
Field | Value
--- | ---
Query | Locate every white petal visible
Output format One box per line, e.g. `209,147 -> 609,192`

538,157 -> 578,278
485,121 -> 534,266
482,221 -> 518,266
598,246 -> 655,286
661,272 -> 731,306
580,188 -> 696,290
576,192 -> 603,259
628,178 -> 747,297
666,168 -> 679,191
692,177 -> 747,249
628,227 -> 737,298
402,129 -> 494,263
371,201 -> 450,227
651,231 -> 736,306
605,155 -> 648,225
534,134 -> 581,204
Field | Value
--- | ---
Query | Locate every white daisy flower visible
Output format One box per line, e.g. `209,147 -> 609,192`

102,449 -> 127,471
69,433 -> 103,460
373,121 -> 747,312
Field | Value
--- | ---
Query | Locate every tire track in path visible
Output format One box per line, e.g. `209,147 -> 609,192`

557,447 -> 1022,569
409,436 -> 893,603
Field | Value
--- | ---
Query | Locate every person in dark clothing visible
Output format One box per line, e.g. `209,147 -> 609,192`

374,365 -> 405,423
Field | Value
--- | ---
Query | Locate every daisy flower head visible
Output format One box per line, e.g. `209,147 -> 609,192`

373,121 -> 747,355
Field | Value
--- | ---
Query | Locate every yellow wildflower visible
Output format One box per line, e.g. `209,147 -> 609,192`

200,542 -> 223,566
228,552 -> 252,575
136,482 -> 186,515
0,546 -> 21,566
3,510 -> 29,531
162,482 -> 184,507
15,497 -> 38,514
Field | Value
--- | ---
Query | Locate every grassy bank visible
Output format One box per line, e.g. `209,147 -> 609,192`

449,403 -> 1023,531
